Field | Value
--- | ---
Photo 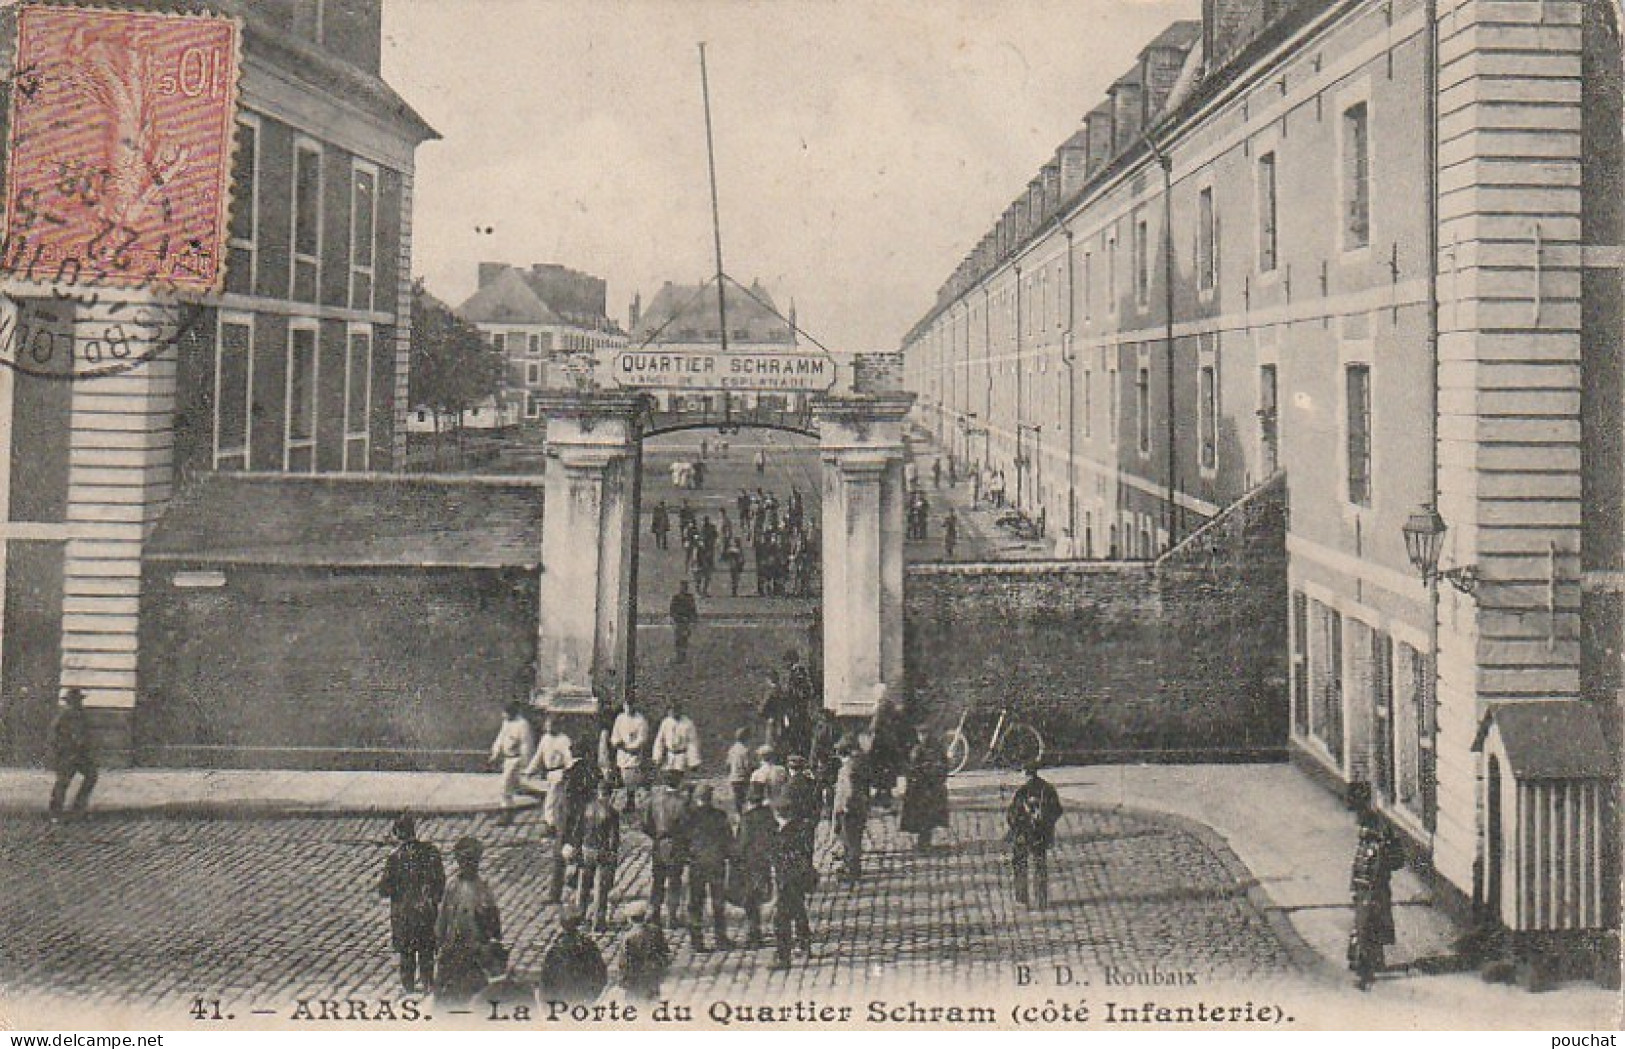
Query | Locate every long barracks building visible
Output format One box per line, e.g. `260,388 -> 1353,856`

901,0 -> 1621,960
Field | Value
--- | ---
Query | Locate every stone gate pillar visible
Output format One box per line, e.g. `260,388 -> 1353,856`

814,394 -> 914,717
535,391 -> 643,714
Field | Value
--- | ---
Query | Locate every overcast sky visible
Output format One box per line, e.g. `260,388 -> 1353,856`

382,0 -> 1199,352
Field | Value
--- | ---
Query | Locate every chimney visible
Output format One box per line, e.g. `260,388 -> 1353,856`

629,292 -> 642,333
1111,74 -> 1144,154
478,262 -> 509,287
1041,163 -> 1062,220
1085,103 -> 1115,174
1028,178 -> 1044,232
1140,22 -> 1201,123
1058,130 -> 1090,199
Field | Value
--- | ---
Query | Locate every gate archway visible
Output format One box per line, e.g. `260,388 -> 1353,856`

532,388 -> 912,720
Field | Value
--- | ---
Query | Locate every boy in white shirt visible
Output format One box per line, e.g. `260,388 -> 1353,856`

725,727 -> 754,814
488,702 -> 536,827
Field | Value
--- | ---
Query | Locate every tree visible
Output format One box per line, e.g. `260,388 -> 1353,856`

409,279 -> 504,443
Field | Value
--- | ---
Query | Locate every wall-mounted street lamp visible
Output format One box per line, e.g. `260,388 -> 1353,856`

1403,504 -> 1480,595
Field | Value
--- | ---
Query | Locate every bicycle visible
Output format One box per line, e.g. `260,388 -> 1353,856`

944,701 -> 1044,775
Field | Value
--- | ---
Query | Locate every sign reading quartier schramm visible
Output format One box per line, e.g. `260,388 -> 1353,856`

611,347 -> 837,392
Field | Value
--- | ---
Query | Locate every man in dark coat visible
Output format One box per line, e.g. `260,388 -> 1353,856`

685,784 -> 734,951
808,709 -> 843,818
778,754 -> 821,862
651,500 -> 671,551
867,694 -> 910,808
770,813 -> 816,971
732,782 -> 777,948
577,778 -> 621,931
377,813 -> 446,994
669,581 -> 699,663
539,910 -> 608,1003
643,769 -> 690,929
618,904 -> 670,1001
47,687 -> 98,820
1006,761 -> 1063,909
549,741 -> 600,904
1347,781 -> 1402,990
900,731 -> 950,852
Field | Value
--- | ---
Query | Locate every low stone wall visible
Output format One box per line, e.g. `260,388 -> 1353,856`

137,566 -> 538,770
903,475 -> 1288,763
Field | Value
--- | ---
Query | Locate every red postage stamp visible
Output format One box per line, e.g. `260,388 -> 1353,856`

2,5 -> 241,294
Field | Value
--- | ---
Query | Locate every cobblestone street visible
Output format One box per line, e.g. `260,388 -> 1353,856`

0,781 -> 1308,1023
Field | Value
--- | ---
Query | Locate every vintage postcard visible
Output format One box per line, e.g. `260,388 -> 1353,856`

0,0 -> 1619,1036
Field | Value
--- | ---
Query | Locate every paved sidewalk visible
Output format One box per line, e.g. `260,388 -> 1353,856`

0,762 -> 1615,1027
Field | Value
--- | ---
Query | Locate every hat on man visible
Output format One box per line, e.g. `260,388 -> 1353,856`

391,813 -> 418,841
453,835 -> 483,861
756,744 -> 776,759
1022,758 -> 1042,776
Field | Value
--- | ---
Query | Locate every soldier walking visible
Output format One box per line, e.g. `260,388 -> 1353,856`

488,702 -> 535,827
376,814 -> 446,994
669,581 -> 699,664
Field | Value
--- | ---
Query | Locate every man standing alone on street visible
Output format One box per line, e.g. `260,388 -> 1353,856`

1006,760 -> 1063,910
47,687 -> 98,821
377,813 -> 445,994
434,836 -> 503,1006
670,581 -> 699,663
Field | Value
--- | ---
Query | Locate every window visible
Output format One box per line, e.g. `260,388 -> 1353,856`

1259,364 -> 1279,475
1106,233 -> 1118,314
1108,367 -> 1120,446
1135,367 -> 1151,454
525,362 -> 543,387
1291,592 -> 1309,735
214,314 -> 253,469
349,161 -> 377,312
291,139 -> 323,302
490,332 -> 506,354
1197,185 -> 1217,292
1082,252 -> 1092,323
1342,102 -> 1371,250
285,323 -> 319,472
1257,151 -> 1278,273
1082,368 -> 1093,438
528,334 -> 541,355
1133,212 -> 1149,308
1370,629 -> 1395,802
1346,363 -> 1372,506
1199,364 -> 1218,471
227,117 -> 259,295
525,394 -> 541,420
343,327 -> 372,470
1392,640 -> 1437,829
1311,601 -> 1345,762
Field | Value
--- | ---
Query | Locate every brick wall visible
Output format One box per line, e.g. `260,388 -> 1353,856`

136,565 -> 538,769
852,352 -> 905,394
904,475 -> 1287,762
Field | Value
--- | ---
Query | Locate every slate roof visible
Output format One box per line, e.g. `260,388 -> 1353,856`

147,474 -> 545,569
634,280 -> 795,345
455,268 -> 561,325
1146,20 -> 1203,51
1471,700 -> 1616,781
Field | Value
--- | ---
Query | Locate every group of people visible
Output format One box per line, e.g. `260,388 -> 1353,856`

650,486 -> 819,605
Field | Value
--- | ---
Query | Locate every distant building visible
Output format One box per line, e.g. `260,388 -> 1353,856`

0,0 -> 436,762
628,279 -> 801,413
455,262 -> 627,422
901,0 -> 1622,971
